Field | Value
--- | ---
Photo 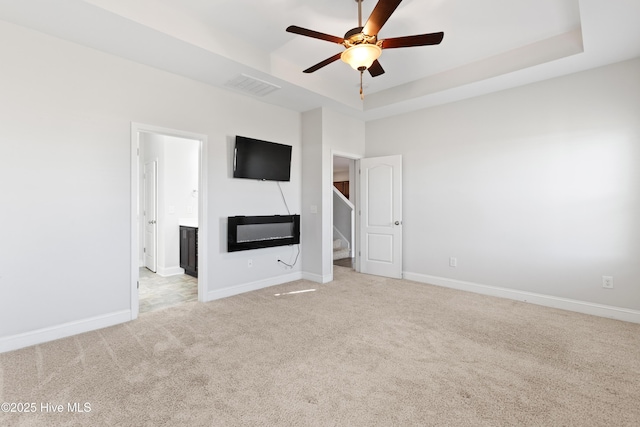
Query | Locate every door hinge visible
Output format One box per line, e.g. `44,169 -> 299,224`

137,281 -> 139,289
358,251 -> 361,256
143,247 -> 146,253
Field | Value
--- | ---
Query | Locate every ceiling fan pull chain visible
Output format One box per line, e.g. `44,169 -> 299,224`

360,71 -> 364,100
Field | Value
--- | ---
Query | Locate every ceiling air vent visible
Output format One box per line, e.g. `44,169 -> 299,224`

224,74 -> 281,97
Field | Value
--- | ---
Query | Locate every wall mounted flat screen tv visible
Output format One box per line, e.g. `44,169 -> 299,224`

233,135 -> 292,181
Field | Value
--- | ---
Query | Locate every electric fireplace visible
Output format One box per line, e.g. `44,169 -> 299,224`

227,215 -> 300,252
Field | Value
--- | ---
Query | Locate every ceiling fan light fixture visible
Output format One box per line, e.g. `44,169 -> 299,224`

340,43 -> 381,71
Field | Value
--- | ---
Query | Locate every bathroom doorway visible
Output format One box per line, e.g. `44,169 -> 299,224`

130,123 -> 208,319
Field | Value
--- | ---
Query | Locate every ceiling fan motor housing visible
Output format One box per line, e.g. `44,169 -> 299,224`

343,27 -> 379,48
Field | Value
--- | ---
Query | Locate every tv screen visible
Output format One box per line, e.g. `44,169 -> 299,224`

233,136 -> 292,182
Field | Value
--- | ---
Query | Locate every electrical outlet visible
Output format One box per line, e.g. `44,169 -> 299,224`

248,259 -> 253,268
449,257 -> 457,267
602,276 -> 613,289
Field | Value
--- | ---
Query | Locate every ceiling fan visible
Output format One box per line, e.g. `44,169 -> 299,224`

286,0 -> 444,99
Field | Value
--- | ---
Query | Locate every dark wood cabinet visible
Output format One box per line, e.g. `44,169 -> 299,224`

334,181 -> 349,199
180,226 -> 198,278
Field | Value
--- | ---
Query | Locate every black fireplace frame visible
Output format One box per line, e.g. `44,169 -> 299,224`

227,215 -> 300,252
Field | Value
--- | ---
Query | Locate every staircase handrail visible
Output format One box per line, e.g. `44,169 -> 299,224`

333,186 -> 355,210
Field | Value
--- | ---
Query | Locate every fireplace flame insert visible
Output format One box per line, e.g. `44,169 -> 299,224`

227,215 -> 300,252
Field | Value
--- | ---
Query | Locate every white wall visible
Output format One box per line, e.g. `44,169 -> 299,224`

0,20 -> 301,351
365,58 -> 640,314
164,136 -> 199,274
333,170 -> 349,182
301,109 -> 324,280
301,108 -> 365,282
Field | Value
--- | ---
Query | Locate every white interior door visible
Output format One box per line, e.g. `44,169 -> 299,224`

359,155 -> 403,278
144,161 -> 158,272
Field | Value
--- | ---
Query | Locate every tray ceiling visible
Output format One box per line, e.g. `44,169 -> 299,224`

1,0 -> 639,120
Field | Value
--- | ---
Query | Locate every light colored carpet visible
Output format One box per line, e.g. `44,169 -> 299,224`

1,267 -> 639,426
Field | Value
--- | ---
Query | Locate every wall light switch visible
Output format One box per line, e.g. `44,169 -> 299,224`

449,257 -> 457,267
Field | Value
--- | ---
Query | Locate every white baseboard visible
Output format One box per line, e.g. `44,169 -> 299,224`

0,310 -> 131,354
206,272 -> 303,302
302,271 -> 333,283
156,266 -> 185,277
404,272 -> 640,324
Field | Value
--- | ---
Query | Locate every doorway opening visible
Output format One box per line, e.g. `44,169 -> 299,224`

131,124 -> 207,319
332,154 -> 357,270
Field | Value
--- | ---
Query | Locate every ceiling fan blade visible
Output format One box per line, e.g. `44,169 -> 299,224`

381,32 -> 444,49
303,53 -> 343,73
368,60 -> 385,77
286,25 -> 344,44
363,0 -> 403,36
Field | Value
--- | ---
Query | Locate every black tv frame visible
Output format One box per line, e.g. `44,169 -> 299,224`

233,135 -> 292,182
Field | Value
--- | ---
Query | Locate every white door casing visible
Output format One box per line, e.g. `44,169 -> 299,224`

359,155 -> 403,278
144,160 -> 158,272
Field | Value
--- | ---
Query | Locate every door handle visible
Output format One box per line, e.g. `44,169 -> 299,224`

394,221 -> 401,225
148,220 -> 156,225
